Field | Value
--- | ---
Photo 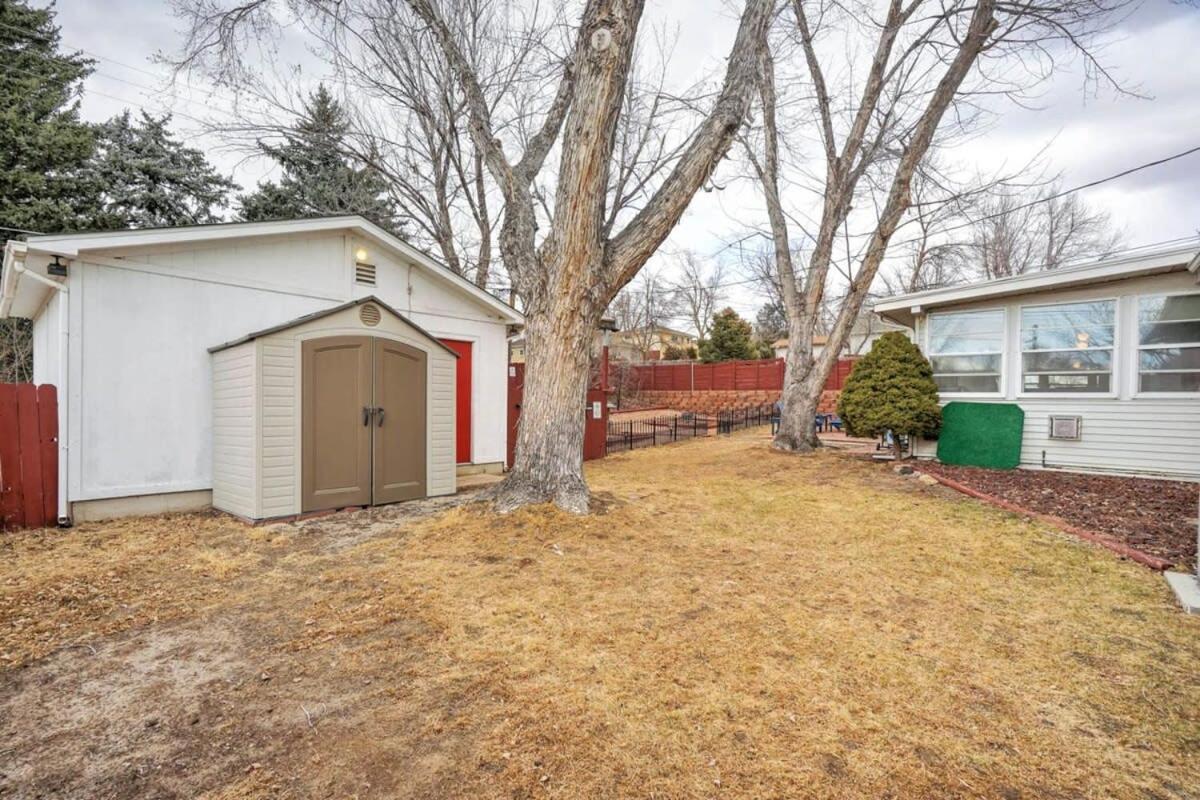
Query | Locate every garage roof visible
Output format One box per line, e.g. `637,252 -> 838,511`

208,295 -> 460,357
1,215 -> 522,324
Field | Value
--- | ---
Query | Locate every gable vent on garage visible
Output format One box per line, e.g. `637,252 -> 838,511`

360,303 -> 382,327
355,262 -> 377,286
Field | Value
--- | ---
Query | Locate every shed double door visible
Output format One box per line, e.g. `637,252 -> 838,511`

301,336 -> 426,512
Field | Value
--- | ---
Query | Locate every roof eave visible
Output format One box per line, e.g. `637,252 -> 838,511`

0,241 -> 28,319
25,215 -> 525,325
874,247 -> 1199,315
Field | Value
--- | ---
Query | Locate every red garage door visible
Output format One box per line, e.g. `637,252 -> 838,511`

440,339 -> 473,463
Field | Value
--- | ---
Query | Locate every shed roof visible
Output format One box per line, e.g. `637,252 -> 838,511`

208,295 -> 459,357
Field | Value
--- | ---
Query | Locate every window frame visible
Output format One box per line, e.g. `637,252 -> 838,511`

1016,297 -> 1119,399
925,308 -> 1007,398
1134,290 -> 1200,398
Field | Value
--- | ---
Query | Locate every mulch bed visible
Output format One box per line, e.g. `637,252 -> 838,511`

916,462 -> 1199,569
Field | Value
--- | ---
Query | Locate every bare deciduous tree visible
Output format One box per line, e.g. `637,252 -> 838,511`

610,269 -> 679,359
0,318 -> 32,384
881,176 -> 1125,293
970,186 -> 1124,279
417,0 -> 772,511
748,0 -> 1127,453
175,0 -> 774,511
172,0 -> 563,288
669,251 -> 724,342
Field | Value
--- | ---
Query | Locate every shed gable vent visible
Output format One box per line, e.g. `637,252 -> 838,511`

360,303 -> 381,327
354,262 -> 377,286
1048,415 -> 1082,440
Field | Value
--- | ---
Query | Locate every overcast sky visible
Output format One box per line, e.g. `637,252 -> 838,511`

51,0 -> 1200,324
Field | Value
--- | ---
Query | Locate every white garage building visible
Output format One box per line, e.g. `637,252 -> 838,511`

0,216 -> 521,522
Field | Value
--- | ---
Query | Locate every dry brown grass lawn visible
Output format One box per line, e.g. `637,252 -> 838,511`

2,432 -> 1198,799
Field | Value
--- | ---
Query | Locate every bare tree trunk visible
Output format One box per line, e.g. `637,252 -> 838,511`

498,302 -> 598,512
773,334 -> 822,452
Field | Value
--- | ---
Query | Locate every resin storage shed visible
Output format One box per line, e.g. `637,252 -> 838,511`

209,296 -> 458,520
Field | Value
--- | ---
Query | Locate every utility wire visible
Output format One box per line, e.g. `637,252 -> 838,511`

710,143 -> 1200,266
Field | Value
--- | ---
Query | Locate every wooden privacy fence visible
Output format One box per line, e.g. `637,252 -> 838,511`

507,364 -> 608,467
629,357 -> 859,393
0,384 -> 59,530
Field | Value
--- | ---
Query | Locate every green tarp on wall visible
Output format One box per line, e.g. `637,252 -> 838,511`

936,402 -> 1024,470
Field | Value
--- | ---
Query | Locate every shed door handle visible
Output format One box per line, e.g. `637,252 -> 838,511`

376,407 -> 385,427
363,406 -> 372,426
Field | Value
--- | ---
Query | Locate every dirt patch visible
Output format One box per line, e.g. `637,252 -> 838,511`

916,461 -> 1198,569
2,435 -> 1199,798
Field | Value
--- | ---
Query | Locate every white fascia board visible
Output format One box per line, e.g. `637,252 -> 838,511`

0,240 -> 27,318
25,216 -> 525,325
26,216 -> 368,255
873,245 -> 1200,314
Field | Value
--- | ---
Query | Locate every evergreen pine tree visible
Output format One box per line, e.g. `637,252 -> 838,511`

0,0 -> 96,382
836,331 -> 941,459
0,0 -> 97,235
239,86 -> 402,232
87,110 -> 237,228
699,308 -> 756,362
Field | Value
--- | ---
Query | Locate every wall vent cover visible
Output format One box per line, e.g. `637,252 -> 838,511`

354,262 -> 377,286
1048,415 -> 1082,440
360,303 -> 381,327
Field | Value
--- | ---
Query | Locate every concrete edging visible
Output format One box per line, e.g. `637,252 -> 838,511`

921,471 -> 1174,572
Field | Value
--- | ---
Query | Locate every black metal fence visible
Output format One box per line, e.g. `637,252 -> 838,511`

606,404 -> 777,453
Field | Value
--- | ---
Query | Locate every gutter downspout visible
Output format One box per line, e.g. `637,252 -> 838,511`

11,259 -> 71,526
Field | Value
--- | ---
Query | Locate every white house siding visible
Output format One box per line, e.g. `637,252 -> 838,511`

69,255 -> 332,502
909,270 -> 1200,479
47,229 -> 509,510
348,235 -> 509,466
211,342 -> 257,518
253,303 -> 457,518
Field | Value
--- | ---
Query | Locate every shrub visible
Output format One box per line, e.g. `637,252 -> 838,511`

836,332 -> 941,458
662,344 -> 697,361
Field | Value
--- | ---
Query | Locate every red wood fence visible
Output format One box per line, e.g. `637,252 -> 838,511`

629,357 -> 859,393
0,384 -> 59,530
507,364 -> 607,468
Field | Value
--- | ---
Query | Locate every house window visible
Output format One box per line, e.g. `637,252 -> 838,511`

1020,300 -> 1115,393
1138,293 -> 1200,393
927,309 -> 1004,393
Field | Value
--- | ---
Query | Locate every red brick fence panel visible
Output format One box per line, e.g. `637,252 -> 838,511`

0,384 -> 58,530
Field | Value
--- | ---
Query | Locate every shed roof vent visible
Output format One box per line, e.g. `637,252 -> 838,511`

360,303 -> 381,327
355,262 -> 377,286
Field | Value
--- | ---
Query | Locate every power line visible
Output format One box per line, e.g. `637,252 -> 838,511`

889,144 -> 1200,246
0,61 -> 253,139
0,19 -> 269,127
